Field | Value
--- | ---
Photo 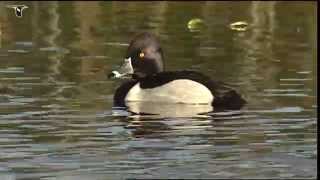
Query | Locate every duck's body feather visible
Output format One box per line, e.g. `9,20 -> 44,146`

114,70 -> 246,110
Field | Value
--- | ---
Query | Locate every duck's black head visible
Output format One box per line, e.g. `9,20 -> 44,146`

109,32 -> 164,79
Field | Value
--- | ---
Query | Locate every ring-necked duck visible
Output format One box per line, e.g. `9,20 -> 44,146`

109,32 -> 246,112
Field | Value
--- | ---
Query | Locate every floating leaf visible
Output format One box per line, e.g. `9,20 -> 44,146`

187,18 -> 205,32
229,21 -> 249,31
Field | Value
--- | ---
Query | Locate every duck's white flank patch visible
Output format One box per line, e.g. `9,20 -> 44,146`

126,101 -> 213,117
125,79 -> 214,104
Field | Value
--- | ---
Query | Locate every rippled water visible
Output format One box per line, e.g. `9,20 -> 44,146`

0,2 -> 317,179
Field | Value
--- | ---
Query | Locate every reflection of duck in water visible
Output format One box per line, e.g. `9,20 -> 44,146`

121,111 -> 243,137
109,32 -> 246,117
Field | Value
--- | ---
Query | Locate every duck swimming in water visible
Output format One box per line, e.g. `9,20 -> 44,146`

108,32 -> 246,113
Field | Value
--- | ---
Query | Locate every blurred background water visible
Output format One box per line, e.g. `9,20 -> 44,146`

0,1 -> 317,179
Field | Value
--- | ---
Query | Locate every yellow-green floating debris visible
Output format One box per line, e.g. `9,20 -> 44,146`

229,21 -> 249,31
187,18 -> 205,32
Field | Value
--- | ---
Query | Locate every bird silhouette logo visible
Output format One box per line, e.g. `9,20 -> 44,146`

6,5 -> 28,18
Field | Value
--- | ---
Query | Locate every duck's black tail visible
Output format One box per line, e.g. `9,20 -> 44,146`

212,90 -> 246,110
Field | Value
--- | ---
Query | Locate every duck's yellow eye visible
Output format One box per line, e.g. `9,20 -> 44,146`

139,52 -> 145,58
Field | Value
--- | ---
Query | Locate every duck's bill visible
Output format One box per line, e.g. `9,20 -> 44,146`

108,57 -> 134,79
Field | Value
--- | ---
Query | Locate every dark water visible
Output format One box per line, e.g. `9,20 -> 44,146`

0,2 -> 317,179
